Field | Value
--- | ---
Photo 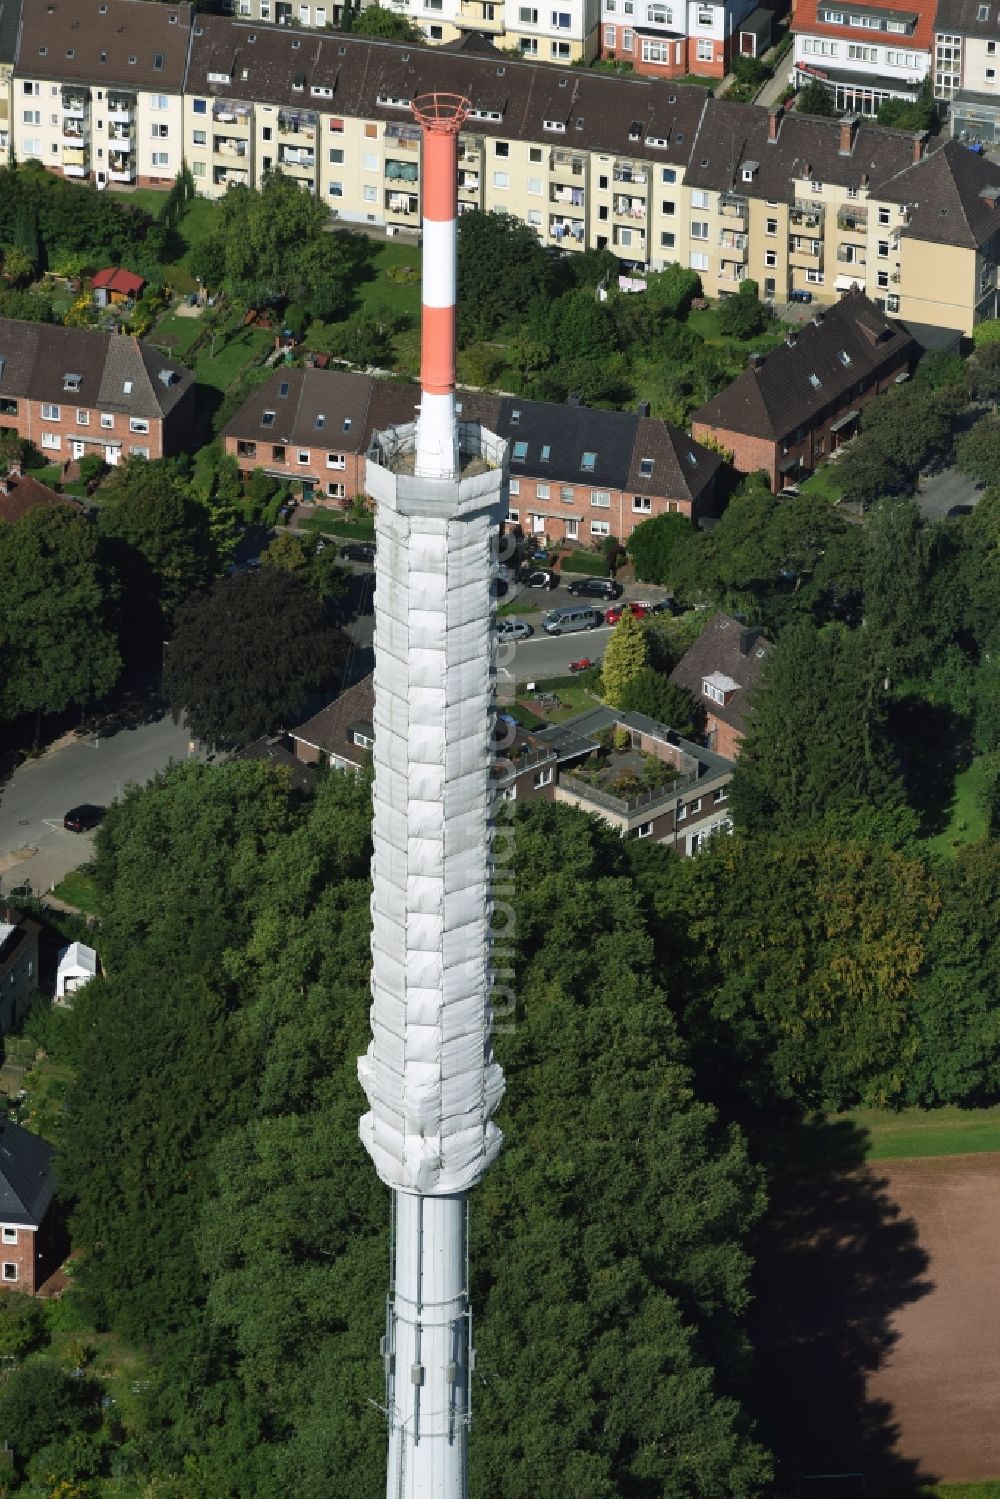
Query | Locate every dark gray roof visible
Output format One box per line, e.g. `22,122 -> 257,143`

16,0 -> 192,91
627,415 -> 721,505
290,672 -> 375,764
691,290 -> 917,443
876,137 -> 1000,248
498,396 -> 639,491
221,366 -> 375,452
685,97 -> 921,201
535,703 -> 734,774
237,737 -> 317,793
933,0 -> 1000,36
185,15 -> 709,168
669,611 -> 773,737
0,1121 -> 54,1229
0,0 -> 23,65
0,321 -> 193,420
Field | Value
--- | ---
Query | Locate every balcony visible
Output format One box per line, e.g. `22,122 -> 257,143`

386,158 -> 418,186
718,228 -> 747,252
551,149 -> 586,179
213,165 -> 249,187
61,94 -> 87,115
212,103 -> 250,125
790,200 -> 825,230
279,147 -> 315,170
62,148 -> 88,178
837,206 -> 868,232
108,163 -> 134,183
718,262 -> 745,283
789,238 -> 823,270
278,112 -> 317,139
613,225 -> 645,248
719,192 -> 749,226
108,95 -> 136,120
108,126 -> 133,146
458,169 -> 480,192
836,248 -> 865,267
614,195 -> 646,220
550,215 -> 585,245
386,191 -> 418,216
459,0 -> 504,28
551,184 -> 585,208
62,128 -> 88,148
613,161 -> 647,186
214,136 -> 248,158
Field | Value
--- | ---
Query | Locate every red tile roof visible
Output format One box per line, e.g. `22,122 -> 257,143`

791,0 -> 934,53
0,473 -> 82,524
92,268 -> 145,297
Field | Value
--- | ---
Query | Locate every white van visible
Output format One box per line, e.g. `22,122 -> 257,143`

542,605 -> 603,636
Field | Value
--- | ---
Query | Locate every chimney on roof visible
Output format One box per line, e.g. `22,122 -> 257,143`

748,350 -> 765,370
636,399 -> 651,417
838,114 -> 858,156
912,130 -> 927,164
767,108 -> 780,144
980,184 -> 1000,209
812,310 -> 825,327
7,460 -> 21,479
786,329 -> 797,347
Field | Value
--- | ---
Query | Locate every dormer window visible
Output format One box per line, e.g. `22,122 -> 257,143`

629,119 -> 642,140
512,440 -> 528,461
808,372 -> 822,388
122,381 -> 133,395
639,457 -> 653,477
63,373 -> 81,392
581,451 -> 596,471
343,417 -> 352,431
511,409 -> 520,424
838,349 -> 851,365
544,119 -> 566,132
153,52 -> 164,69
261,409 -> 276,427
540,443 -> 551,462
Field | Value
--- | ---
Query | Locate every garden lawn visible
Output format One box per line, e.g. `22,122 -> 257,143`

800,464 -> 847,504
193,322 -> 272,393
298,511 -> 376,541
109,192 -> 223,294
149,308 -> 204,357
517,679 -> 598,722
52,869 -> 101,916
839,1104 -> 1000,1161
354,241 -> 423,323
685,305 -> 786,352
926,758 -> 988,860
559,551 -> 613,576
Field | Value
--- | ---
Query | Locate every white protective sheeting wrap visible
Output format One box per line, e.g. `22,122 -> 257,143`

359,429 -> 507,1196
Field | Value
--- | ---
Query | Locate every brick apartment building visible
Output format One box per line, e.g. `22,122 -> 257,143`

0,319 -> 195,467
669,611 -> 773,758
690,289 -> 918,490
223,367 -> 723,537
600,0 -> 767,80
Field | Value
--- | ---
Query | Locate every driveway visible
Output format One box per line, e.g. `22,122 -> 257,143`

916,465 -> 983,522
0,712 -> 197,897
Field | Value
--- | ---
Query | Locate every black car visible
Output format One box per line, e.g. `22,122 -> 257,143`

340,542 -> 376,564
520,568 -> 558,590
567,577 -> 623,601
64,804 -> 104,833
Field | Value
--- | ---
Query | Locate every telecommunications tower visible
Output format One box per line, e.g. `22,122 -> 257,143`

358,92 -> 509,1499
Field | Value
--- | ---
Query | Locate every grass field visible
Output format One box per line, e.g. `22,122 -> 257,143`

686,306 -> 786,352
801,463 -> 848,504
298,511 -> 376,541
559,551 -> 612,576
926,757 -> 988,860
110,192 -> 222,294
927,1483 -> 1000,1496
354,241 -> 422,323
839,1104 -> 1000,1161
148,308 -> 204,357
52,869 -> 101,916
193,320 -> 272,392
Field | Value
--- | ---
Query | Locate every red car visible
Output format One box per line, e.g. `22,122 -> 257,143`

604,603 -> 648,626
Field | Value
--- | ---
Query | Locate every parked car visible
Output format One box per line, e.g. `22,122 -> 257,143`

947,504 -> 974,518
498,617 -> 534,641
340,542 -> 376,563
542,605 -> 602,635
604,603 -> 648,626
645,599 -> 683,616
567,577 -> 623,601
64,804 -> 104,834
520,568 -> 558,590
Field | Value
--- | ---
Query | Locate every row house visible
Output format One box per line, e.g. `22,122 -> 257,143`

222,366 -> 723,532
13,0 -> 190,189
691,288 -> 918,488
789,0 -> 933,115
683,100 -> 1000,333
0,318 -> 195,466
601,0 -> 762,80
0,1119 -> 61,1296
11,9 -> 1000,331
222,0 -> 602,64
181,17 -> 706,268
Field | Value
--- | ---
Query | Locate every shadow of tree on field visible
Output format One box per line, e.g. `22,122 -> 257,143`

744,1114 -> 935,1499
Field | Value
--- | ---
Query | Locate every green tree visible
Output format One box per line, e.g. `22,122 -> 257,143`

876,77 -> 936,131
618,667 -> 700,735
163,569 -> 346,747
0,1292 -> 47,1360
601,608 -> 650,706
796,79 -> 837,116
627,510 -> 696,585
716,279 -> 768,340
0,1361 -> 93,1471
0,505 -> 120,740
325,312 -> 395,368
861,499 -> 930,686
729,619 -> 902,834
98,457 -> 215,652
456,210 -> 557,341
2,243 -> 34,286
348,2 -> 421,36
956,413 -> 1000,486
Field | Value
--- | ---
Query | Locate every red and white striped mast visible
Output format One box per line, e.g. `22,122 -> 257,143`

413,94 -> 466,481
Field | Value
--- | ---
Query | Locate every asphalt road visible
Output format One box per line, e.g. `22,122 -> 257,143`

916,466 -> 983,523
0,712 -> 195,894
